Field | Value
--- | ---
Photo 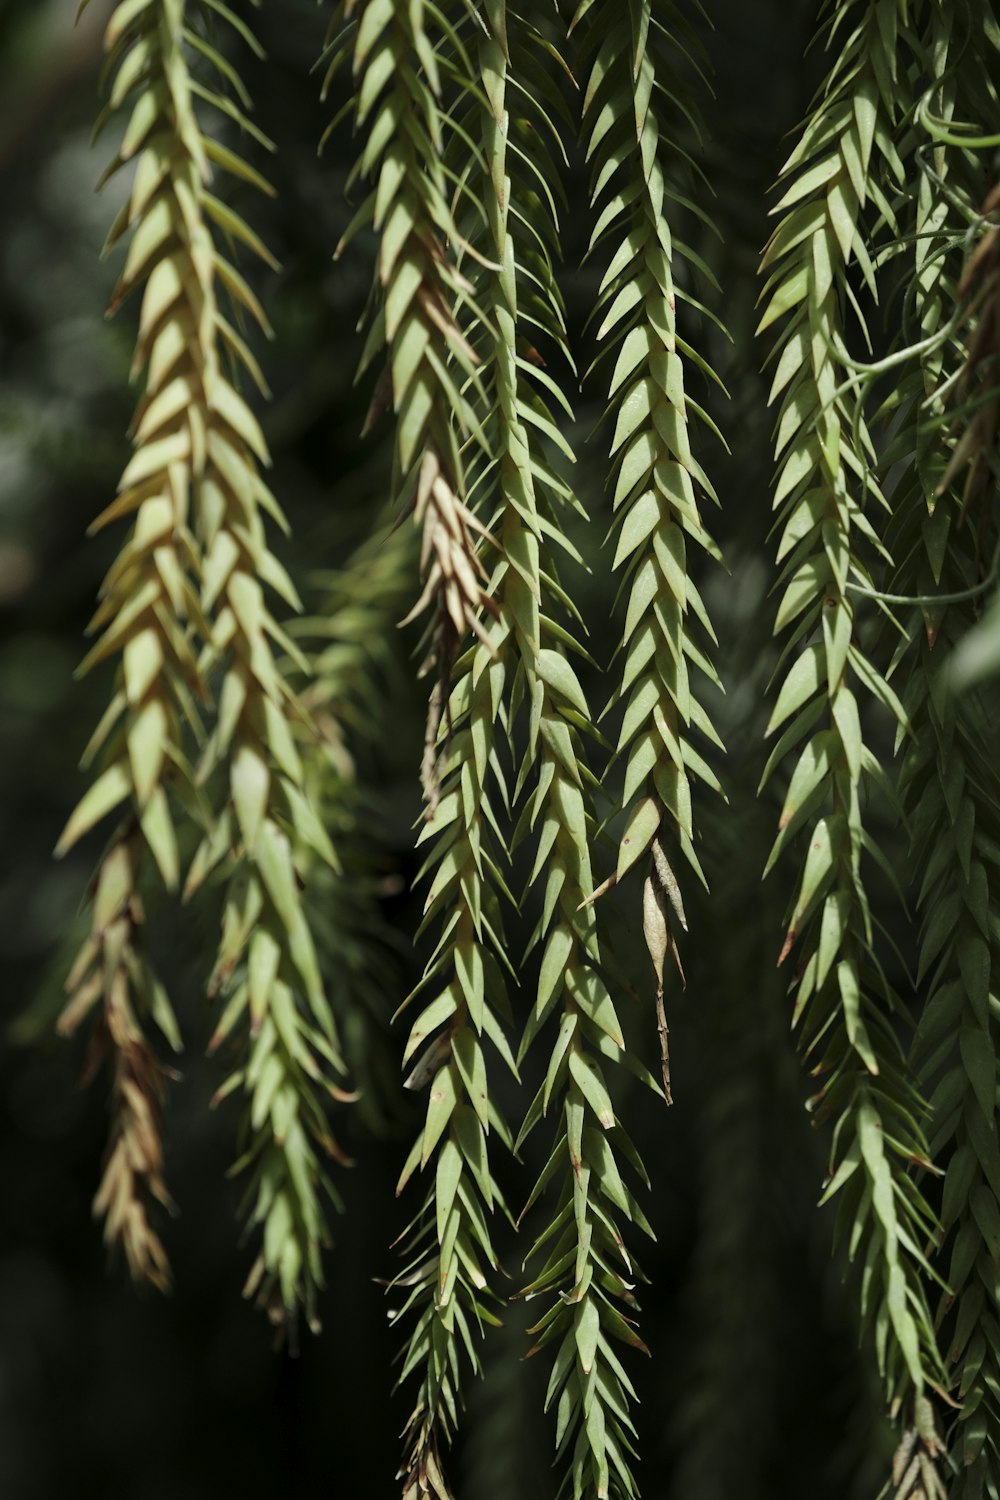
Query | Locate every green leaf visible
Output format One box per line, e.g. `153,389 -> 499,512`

55,763 -> 132,856
569,1051 -> 615,1130
422,1063 -> 459,1166
789,816 -> 834,935
538,926 -> 574,1020
767,645 -> 824,736
575,1297 -> 600,1375
435,1135 -> 463,1243
537,648 -> 590,717
616,796 -> 660,882
231,744 -> 270,853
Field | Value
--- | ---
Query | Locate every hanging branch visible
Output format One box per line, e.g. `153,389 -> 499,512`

574,0 -> 727,1103
91,0 -> 356,1335
326,0 -> 496,817
870,7 -> 1000,1493
462,7 -> 662,1496
322,6 -> 521,1494
757,0 -> 949,1468
898,417 -> 1000,1500
55,0 -> 220,1289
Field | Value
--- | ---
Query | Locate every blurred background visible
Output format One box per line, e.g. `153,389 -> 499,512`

0,1 -> 906,1497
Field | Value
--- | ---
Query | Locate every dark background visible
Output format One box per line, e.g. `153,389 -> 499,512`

0,2 -> 902,1497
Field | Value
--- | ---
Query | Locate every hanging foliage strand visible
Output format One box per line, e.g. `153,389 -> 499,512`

158,0 -> 353,1337
757,0 -> 948,1468
65,0 -> 350,1331
51,1 -> 1000,1494
875,6 -> 1000,1492
323,5 -> 520,1494
56,0 -> 224,1291
578,0 -> 727,1100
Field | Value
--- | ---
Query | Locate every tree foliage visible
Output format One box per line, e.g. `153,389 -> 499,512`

28,1 -> 1000,1497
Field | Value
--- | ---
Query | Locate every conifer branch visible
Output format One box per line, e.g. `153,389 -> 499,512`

56,0 -> 221,1287
456,8 -> 659,1496
898,490 -> 1000,1500
325,6 -> 523,1492
327,0 -> 495,817
575,0 -> 726,1098
388,673 -> 515,1500
78,0 -> 346,1334
874,9 -> 1000,1491
758,0 -> 948,1455
53,2 -> 1000,1489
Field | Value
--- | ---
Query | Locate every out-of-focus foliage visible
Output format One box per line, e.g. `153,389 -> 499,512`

4,3 -> 1000,1500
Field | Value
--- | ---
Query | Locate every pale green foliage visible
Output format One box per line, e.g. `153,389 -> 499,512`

329,2 -> 662,1494
325,5 -> 520,1494
578,0 -> 726,1093
55,0 -> 1000,1496
480,21 -> 650,1500
163,0 -> 348,1336
496,5 -> 726,1497
757,0 -> 948,1462
327,0 -> 495,775
862,6 -> 1000,1492
57,0 -> 227,1289
65,0 -> 346,1330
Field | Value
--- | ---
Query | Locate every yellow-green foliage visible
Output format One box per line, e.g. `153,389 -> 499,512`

758,0 -> 947,1469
